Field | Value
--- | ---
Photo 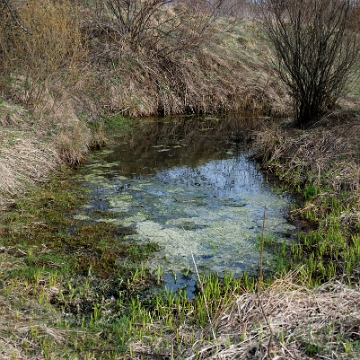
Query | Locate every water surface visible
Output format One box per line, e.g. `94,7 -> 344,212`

75,116 -> 296,296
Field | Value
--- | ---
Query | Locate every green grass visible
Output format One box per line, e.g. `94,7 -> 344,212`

0,165 -> 258,358
0,5 -> 360,357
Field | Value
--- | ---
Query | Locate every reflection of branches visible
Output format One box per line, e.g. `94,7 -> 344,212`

2,0 -> 31,34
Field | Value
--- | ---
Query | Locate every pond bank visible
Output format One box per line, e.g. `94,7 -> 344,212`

74,116 -> 297,298
1,113 -> 360,359
254,113 -> 360,284
1,2 -> 360,356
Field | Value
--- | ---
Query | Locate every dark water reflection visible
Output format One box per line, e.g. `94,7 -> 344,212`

103,115 -> 253,177
77,116 -> 296,298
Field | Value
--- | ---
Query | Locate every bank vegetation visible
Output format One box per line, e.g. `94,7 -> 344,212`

1,0 -> 360,359
0,0 -> 282,196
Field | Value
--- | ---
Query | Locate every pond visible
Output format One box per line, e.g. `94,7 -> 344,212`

74,116 -> 296,297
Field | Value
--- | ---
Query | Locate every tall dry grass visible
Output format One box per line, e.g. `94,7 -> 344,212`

0,0 -> 97,185
0,0 -> 86,109
82,3 -> 288,118
190,271 -> 360,359
252,114 -> 360,199
0,135 -> 60,196
55,120 -> 92,166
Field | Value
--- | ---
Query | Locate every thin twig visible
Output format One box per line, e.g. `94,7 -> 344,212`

258,204 -> 266,291
256,204 -> 273,359
4,0 -> 31,34
191,252 -> 217,341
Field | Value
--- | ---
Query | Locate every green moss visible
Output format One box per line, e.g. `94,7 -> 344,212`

0,169 -> 160,282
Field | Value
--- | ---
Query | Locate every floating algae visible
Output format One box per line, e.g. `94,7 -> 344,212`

75,116 -> 297,295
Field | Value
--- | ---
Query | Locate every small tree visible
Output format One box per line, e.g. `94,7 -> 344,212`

260,0 -> 359,127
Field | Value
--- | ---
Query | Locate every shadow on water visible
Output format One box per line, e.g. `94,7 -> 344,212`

102,114 -> 255,177
76,115 -> 297,298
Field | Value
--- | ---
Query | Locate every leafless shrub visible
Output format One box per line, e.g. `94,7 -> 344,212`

179,0 -> 255,19
88,0 -> 244,57
259,0 -> 359,128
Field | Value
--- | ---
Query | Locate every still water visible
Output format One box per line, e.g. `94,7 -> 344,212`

75,116 -> 296,296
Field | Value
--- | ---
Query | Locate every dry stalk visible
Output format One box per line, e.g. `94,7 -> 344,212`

256,204 -> 273,359
184,269 -> 360,359
191,253 -> 217,342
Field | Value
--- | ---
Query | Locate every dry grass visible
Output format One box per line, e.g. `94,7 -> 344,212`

0,0 -> 93,195
0,135 -> 59,196
129,271 -> 360,359
0,95 -> 95,196
0,95 -> 103,196
55,121 -> 91,166
83,17 -> 289,118
253,113 -> 360,201
191,271 -> 360,359
0,101 -> 25,126
0,0 -> 86,109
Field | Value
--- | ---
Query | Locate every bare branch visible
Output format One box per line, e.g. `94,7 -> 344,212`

2,0 -> 31,34
259,0 -> 359,127
92,0 -> 245,56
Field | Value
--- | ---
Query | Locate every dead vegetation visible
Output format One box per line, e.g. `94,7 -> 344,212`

197,272 -> 360,359
253,113 -> 360,201
82,15 -> 286,118
0,135 -> 60,195
1,1 -> 360,359
126,270 -> 360,359
0,0 -> 286,196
